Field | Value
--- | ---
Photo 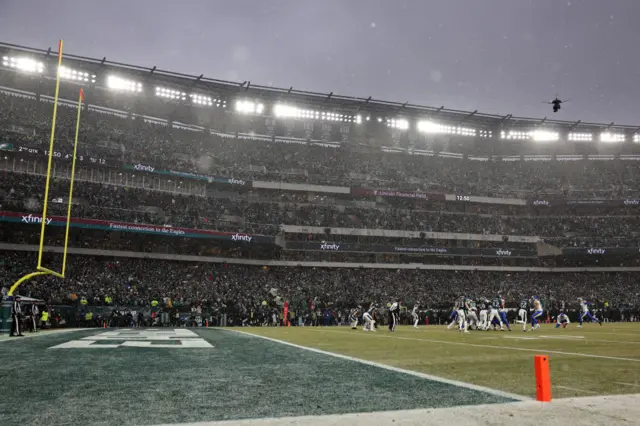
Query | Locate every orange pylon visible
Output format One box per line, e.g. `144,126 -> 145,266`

534,355 -> 552,402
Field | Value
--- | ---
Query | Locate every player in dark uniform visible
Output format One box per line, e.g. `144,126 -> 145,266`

10,297 -> 24,337
488,297 -> 504,330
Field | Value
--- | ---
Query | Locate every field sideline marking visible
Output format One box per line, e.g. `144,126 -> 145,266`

223,328 -> 530,401
555,385 -> 599,394
0,328 -> 84,343
322,329 -> 640,363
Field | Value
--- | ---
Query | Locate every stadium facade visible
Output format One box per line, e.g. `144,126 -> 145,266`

0,40 -> 639,271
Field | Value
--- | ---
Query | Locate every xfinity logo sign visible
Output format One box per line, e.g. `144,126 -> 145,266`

228,178 -> 245,186
231,233 -> 252,242
134,163 -> 155,172
533,200 -> 550,206
21,214 -> 52,225
624,199 -> 639,205
320,243 -> 340,250
587,248 -> 606,255
496,249 -> 512,256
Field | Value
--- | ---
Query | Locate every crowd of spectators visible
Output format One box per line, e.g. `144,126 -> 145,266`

2,252 -> 638,312
1,92 -> 639,198
1,172 -> 638,246
2,88 -> 639,320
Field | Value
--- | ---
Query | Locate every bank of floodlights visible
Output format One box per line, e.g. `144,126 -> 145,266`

273,104 -> 358,123
568,132 -> 593,142
600,132 -> 625,143
190,93 -> 213,107
386,118 -> 409,130
501,130 -> 528,140
479,130 -> 492,138
417,120 -> 476,137
59,66 -> 96,83
634,134 -> 640,144
2,56 -> 44,74
156,86 -> 186,101
531,130 -> 560,142
107,75 -> 142,93
235,100 -> 264,115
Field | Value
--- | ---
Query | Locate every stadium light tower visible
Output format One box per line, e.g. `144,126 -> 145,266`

107,75 -> 142,93
568,132 -> 593,142
531,130 -> 560,142
155,86 -> 186,101
418,120 -> 477,137
386,118 -> 409,130
2,56 -> 44,74
190,93 -> 214,107
600,132 -> 625,143
235,100 -> 264,115
59,66 -> 96,84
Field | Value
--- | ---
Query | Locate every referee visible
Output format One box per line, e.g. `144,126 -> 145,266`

388,300 -> 400,332
10,296 -> 24,337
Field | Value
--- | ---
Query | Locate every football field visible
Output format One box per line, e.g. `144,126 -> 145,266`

1,324 -> 639,425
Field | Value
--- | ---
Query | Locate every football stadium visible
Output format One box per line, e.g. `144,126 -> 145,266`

1,39 -> 640,425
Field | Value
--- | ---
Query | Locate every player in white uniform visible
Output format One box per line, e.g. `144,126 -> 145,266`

388,301 -> 399,332
465,298 -> 479,330
362,304 -> 377,332
555,312 -> 570,328
577,298 -> 603,327
349,307 -> 360,330
516,299 -> 529,331
478,298 -> 489,330
411,303 -> 420,328
529,296 -> 544,331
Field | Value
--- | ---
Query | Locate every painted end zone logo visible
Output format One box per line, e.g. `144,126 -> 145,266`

49,329 -> 213,349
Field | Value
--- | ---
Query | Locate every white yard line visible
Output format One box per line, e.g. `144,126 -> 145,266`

322,329 -> 640,363
153,393 -> 640,426
225,328 -> 530,401
614,382 -> 640,388
0,328 -> 84,343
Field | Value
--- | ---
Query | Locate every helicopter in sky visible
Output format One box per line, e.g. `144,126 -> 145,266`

543,95 -> 571,113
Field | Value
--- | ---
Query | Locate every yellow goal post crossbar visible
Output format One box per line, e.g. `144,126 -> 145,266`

8,40 -> 85,296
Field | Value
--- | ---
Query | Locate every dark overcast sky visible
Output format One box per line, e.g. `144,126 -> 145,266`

1,0 -> 639,125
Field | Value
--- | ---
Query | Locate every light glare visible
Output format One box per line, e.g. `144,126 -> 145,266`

600,132 -> 625,143
2,56 -> 44,74
107,75 -> 142,93
531,130 -> 560,142
59,66 -> 96,83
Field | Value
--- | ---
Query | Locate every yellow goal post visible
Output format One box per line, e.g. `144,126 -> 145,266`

7,40 -> 84,296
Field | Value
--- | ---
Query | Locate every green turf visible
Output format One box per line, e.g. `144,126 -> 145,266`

0,327 -> 513,426
244,324 -> 640,399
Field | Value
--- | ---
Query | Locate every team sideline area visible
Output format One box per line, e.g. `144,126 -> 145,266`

1,324 -> 639,426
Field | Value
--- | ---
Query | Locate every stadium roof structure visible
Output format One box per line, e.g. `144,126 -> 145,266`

2,41 -> 640,139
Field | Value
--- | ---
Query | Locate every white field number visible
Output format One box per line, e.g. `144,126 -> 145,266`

49,328 -> 213,349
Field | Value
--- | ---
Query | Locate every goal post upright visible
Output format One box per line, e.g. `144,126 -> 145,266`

5,40 -> 84,303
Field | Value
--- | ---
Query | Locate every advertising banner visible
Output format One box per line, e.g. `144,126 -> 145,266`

285,241 -> 537,257
0,211 -> 274,244
351,188 -> 446,201
123,163 -> 251,188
